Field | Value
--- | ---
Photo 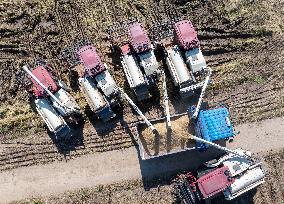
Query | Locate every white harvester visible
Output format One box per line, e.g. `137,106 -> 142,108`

23,64 -> 80,139
109,21 -> 160,101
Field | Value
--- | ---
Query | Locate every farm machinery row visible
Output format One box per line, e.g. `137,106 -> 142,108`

22,17 -> 265,203
23,18 -> 208,138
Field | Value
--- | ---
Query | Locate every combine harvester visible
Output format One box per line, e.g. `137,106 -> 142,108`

63,40 -> 159,131
153,19 -> 209,98
174,137 -> 265,203
108,20 -> 160,101
62,41 -> 120,122
22,64 -> 80,139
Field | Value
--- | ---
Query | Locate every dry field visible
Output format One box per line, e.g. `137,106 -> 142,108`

0,0 -> 283,170
0,0 -> 284,203
11,149 -> 284,204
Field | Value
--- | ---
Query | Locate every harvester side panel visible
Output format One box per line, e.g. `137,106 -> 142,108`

50,88 -> 80,116
78,77 -> 107,112
185,48 -> 206,73
138,50 -> 159,76
128,22 -> 151,54
77,45 -> 106,77
166,47 -> 192,86
31,66 -> 58,98
223,166 -> 265,200
35,98 -> 70,138
95,68 -> 118,97
174,20 -> 199,50
121,55 -> 146,88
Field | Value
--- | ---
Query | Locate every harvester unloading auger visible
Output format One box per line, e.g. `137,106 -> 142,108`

22,64 -> 81,139
119,87 -> 157,134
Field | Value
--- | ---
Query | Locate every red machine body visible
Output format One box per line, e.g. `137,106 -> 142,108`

197,166 -> 234,199
174,20 -> 200,50
31,66 -> 58,98
77,45 -> 106,77
128,22 -> 151,54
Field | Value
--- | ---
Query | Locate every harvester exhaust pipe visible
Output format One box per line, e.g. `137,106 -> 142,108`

192,136 -> 251,159
23,65 -> 75,112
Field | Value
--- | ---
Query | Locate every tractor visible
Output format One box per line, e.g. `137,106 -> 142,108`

62,41 -> 120,122
108,21 -> 160,101
22,64 -> 80,139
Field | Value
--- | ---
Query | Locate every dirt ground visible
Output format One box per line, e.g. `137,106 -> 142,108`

0,0 -> 284,203
1,117 -> 284,204
0,0 -> 283,171
9,148 -> 284,204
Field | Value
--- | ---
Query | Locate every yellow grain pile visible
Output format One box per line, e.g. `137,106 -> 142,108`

140,115 -> 195,152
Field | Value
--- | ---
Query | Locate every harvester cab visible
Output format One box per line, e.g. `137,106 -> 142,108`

22,64 -> 81,140
189,105 -> 235,151
108,20 -> 160,101
153,19 -> 209,98
62,41 -> 119,122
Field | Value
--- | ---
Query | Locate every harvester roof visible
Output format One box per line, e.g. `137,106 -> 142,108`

174,20 -> 200,50
31,66 -> 58,98
197,166 -> 233,199
77,45 -> 106,77
128,22 -> 151,54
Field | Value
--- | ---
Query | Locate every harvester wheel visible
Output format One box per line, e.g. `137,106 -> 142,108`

175,179 -> 200,204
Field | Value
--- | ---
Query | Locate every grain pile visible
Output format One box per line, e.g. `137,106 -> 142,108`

140,115 -> 195,154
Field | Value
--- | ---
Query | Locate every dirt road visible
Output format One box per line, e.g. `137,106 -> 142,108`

1,117 -> 284,203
